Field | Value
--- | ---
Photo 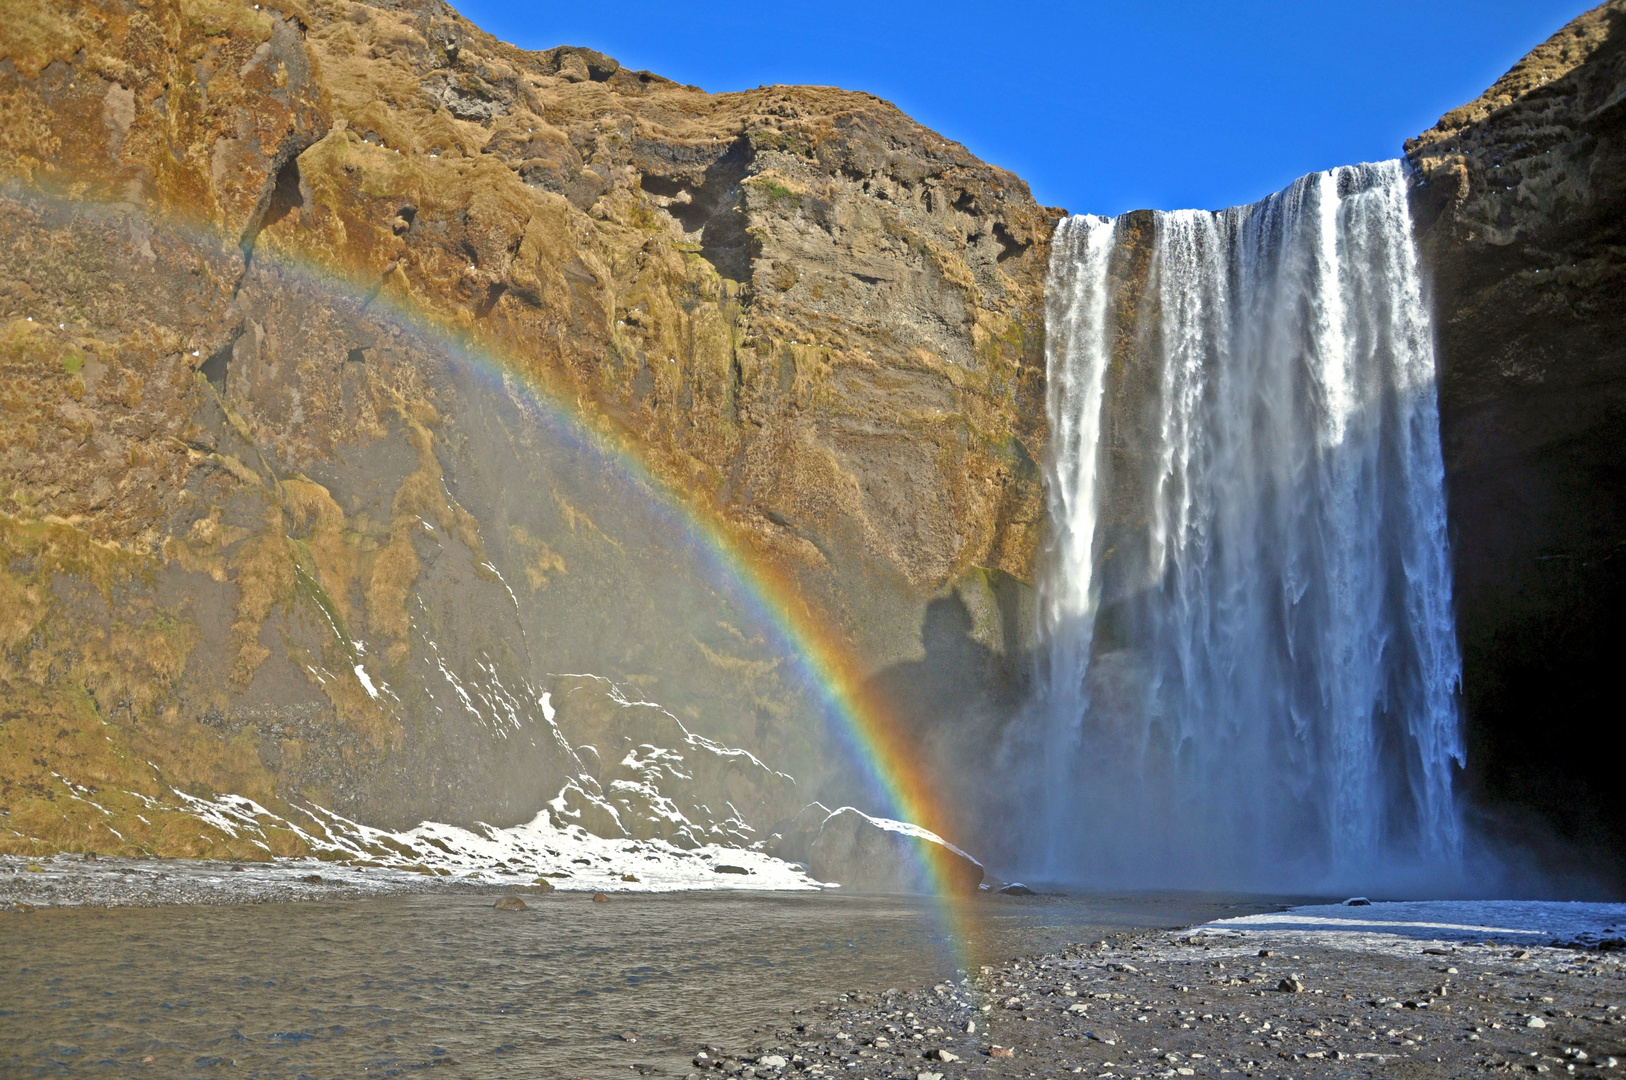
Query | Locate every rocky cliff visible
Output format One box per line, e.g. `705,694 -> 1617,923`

0,0 -> 1054,856
1407,0 -> 1626,863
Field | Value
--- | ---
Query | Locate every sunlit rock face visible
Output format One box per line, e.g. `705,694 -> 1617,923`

1406,0 -> 1626,862
0,0 -> 1051,858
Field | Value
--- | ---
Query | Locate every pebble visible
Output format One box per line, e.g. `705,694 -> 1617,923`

677,922 -> 1626,1080
1527,1015 -> 1548,1028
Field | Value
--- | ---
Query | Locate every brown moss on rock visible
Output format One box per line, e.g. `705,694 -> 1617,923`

0,0 -> 1057,854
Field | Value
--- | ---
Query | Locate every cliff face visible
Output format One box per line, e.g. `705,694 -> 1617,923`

1407,1 -> 1626,858
0,0 -> 1054,855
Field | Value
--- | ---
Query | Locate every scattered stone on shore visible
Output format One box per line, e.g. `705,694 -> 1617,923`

493,896 -> 528,911
998,882 -> 1035,896
676,915 -> 1626,1080
714,865 -> 749,875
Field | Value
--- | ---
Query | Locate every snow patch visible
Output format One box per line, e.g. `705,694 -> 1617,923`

189,794 -> 827,891
353,664 -> 380,700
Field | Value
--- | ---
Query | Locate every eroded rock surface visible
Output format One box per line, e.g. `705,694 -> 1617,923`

0,0 -> 1046,858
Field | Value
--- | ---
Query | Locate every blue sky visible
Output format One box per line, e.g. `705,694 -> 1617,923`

454,1 -> 1588,216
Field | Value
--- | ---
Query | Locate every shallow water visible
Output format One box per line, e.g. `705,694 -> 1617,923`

0,890 -> 1282,1078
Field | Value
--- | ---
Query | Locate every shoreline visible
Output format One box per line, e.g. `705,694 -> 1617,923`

7,864 -> 1624,1078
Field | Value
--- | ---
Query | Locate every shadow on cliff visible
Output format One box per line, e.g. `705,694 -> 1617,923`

832,583 -> 1034,872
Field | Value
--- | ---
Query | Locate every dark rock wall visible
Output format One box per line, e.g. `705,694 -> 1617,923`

1408,0 -> 1626,862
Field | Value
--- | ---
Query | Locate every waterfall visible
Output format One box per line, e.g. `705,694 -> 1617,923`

1032,160 -> 1465,890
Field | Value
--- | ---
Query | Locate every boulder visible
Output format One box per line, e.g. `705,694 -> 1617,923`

807,807 -> 984,894
493,896 -> 528,911
770,802 -> 834,864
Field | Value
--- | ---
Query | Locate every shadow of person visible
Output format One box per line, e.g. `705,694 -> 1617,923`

854,592 -> 1031,856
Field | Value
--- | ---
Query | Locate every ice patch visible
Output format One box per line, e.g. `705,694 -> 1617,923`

1198,900 -> 1626,952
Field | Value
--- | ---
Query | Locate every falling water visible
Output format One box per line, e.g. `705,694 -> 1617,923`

1033,161 -> 1465,890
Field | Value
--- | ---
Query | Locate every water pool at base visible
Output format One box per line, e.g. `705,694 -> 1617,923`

0,890 -> 1287,1078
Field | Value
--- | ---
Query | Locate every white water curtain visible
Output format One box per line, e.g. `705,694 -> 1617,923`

1033,161 -> 1464,890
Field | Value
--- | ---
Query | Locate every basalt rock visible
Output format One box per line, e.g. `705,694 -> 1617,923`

1406,0 -> 1626,864
0,0 -> 1043,858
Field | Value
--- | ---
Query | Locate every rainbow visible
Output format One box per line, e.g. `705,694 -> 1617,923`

13,186 -> 991,971
348,252 -> 993,971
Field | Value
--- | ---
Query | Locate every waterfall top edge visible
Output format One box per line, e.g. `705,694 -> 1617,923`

1057,158 -> 1408,227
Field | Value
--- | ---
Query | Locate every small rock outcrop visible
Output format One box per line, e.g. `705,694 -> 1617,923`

769,801 -> 834,865
807,806 -> 984,894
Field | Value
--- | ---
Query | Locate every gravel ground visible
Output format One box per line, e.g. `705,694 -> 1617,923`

686,928 -> 1626,1079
